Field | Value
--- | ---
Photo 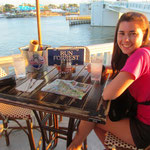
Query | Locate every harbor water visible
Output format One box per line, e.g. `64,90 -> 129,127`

0,16 -> 115,57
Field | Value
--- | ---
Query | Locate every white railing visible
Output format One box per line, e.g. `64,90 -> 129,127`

0,43 -> 113,74
86,42 -> 113,66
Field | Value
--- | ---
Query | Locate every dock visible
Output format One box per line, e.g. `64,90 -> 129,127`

66,15 -> 91,25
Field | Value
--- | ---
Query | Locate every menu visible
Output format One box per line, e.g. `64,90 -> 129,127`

41,79 -> 92,100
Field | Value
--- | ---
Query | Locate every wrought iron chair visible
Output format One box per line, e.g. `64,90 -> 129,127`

0,67 -> 37,150
0,104 -> 36,150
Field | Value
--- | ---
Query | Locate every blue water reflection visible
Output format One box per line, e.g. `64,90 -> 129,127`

0,16 -> 115,56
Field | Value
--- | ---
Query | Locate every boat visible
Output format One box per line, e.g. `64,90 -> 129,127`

5,12 -> 35,18
0,14 -> 5,18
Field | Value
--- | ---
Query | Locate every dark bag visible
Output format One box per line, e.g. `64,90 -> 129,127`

108,89 -> 138,121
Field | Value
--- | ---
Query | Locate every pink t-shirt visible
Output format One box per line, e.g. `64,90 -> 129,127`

121,47 -> 150,125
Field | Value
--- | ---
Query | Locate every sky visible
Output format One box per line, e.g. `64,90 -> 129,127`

0,0 -> 147,6
0,0 -> 91,6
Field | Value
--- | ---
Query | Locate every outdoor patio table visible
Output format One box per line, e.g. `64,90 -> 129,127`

0,64 -> 111,150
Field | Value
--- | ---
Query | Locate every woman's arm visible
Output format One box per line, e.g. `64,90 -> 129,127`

102,71 -> 135,100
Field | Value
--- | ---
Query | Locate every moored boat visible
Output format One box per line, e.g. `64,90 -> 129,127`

5,12 -> 35,18
0,14 -> 5,18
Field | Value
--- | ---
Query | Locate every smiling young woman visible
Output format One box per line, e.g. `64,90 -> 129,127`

67,12 -> 150,150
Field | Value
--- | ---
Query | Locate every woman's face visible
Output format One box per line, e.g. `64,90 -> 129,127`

117,21 -> 144,56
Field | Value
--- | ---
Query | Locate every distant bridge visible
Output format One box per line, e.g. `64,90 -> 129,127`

90,1 -> 150,26
103,1 -> 150,20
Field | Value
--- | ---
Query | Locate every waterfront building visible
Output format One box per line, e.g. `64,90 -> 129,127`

91,1 -> 120,27
17,6 -> 36,11
79,1 -> 119,27
79,3 -> 91,16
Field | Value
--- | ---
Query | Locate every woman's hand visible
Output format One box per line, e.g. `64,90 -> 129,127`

104,67 -> 113,75
85,63 -> 91,72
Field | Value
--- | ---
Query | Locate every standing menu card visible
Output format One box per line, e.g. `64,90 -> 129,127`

46,47 -> 90,66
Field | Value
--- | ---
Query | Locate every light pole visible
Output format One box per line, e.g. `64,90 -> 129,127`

36,0 -> 42,48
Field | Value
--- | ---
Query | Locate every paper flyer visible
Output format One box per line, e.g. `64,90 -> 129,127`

41,79 -> 92,100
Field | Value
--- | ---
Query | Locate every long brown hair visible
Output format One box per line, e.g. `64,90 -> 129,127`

111,12 -> 150,77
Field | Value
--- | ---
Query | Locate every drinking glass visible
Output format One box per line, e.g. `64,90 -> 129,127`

91,53 -> 103,82
60,58 -> 72,74
12,54 -> 26,78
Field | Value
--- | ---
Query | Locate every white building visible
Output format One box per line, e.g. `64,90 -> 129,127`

91,1 -> 120,27
79,3 -> 91,15
79,1 -> 120,27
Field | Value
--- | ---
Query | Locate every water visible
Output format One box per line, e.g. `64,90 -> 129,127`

0,16 -> 115,57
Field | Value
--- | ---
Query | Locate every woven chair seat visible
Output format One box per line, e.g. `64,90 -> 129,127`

104,132 -> 137,150
0,67 -> 36,149
0,103 -> 31,119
